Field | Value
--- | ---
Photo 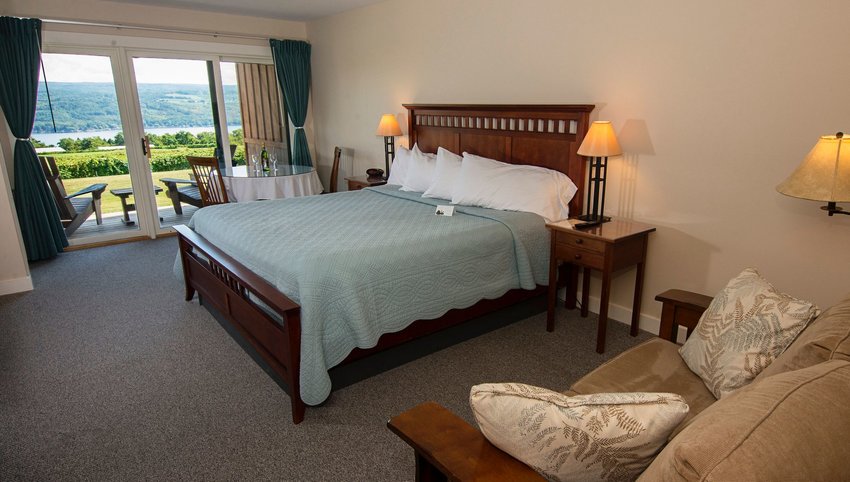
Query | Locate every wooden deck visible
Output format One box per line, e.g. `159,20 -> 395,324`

70,204 -> 199,241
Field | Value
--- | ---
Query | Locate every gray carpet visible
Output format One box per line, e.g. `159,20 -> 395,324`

0,238 -> 652,481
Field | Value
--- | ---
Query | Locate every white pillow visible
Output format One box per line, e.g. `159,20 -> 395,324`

400,144 -> 437,193
386,146 -> 412,186
451,152 -> 578,221
422,147 -> 463,200
470,383 -> 689,482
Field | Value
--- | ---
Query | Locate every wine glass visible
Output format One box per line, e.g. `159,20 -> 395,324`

270,154 -> 278,174
251,154 -> 260,174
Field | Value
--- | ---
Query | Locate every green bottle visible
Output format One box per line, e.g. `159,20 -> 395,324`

260,144 -> 269,171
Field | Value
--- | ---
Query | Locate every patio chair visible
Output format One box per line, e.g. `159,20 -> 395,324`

326,146 -> 342,194
160,145 -> 237,213
39,156 -> 107,236
188,156 -> 229,206
160,177 -> 201,215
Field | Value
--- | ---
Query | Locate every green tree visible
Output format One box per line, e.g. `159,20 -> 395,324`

113,132 -> 124,146
58,138 -> 80,152
229,128 -> 244,145
195,131 -> 216,146
159,133 -> 178,147
31,138 -> 47,148
78,137 -> 107,151
174,130 -> 196,146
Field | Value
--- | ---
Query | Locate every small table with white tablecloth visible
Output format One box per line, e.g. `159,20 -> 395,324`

222,165 -> 323,201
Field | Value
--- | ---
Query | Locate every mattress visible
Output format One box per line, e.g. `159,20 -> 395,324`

181,185 -> 550,405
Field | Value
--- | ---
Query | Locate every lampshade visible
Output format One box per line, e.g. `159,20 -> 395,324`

577,121 -> 622,157
375,114 -> 402,137
777,133 -> 850,202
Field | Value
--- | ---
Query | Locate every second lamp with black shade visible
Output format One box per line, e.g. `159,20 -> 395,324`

576,121 -> 622,223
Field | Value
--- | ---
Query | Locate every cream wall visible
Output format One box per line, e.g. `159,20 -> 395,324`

1,0 -> 307,42
0,141 -> 32,295
0,0 -> 307,293
308,0 -> 850,322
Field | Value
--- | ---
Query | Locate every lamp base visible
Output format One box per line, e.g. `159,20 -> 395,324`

822,203 -> 850,216
576,214 -> 612,223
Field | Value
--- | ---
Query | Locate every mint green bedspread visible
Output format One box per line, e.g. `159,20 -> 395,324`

182,185 -> 549,405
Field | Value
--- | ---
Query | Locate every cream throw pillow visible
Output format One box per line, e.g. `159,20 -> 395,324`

470,383 -> 689,482
679,267 -> 820,399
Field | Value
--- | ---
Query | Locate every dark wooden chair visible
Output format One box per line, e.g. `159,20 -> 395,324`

161,146 -> 237,213
161,177 -> 201,214
39,156 -> 107,236
326,146 -> 342,194
188,156 -> 229,206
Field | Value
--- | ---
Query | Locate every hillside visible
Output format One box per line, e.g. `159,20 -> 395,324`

34,82 -> 241,134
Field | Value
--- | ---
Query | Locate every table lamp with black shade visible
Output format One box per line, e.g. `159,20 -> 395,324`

376,114 -> 402,179
777,132 -> 850,216
577,121 -> 623,223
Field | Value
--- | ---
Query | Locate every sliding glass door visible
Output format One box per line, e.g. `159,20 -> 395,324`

36,36 -> 287,244
127,56 -> 223,230
34,49 -> 143,243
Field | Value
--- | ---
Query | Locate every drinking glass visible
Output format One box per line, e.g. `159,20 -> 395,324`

251,154 -> 260,174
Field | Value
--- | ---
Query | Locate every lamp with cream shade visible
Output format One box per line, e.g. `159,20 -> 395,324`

777,132 -> 850,216
577,121 -> 622,223
376,114 -> 403,179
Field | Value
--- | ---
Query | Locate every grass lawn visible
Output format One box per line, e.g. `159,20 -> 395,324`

61,169 -> 193,217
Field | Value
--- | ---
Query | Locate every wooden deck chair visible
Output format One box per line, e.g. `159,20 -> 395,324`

161,145 -> 236,213
326,146 -> 342,194
39,156 -> 108,236
160,177 -> 201,214
187,156 -> 229,206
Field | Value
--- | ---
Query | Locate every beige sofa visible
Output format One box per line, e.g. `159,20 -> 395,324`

388,289 -> 850,481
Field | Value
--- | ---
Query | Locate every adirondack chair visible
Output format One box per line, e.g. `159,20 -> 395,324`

160,177 -> 201,215
39,156 -> 108,236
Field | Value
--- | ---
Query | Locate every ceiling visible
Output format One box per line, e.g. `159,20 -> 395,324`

105,0 -> 385,21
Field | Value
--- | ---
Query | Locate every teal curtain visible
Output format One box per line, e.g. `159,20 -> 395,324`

0,16 -> 67,261
270,39 -> 312,167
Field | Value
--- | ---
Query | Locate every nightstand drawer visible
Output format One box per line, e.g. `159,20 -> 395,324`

555,234 -> 606,255
554,244 -> 605,270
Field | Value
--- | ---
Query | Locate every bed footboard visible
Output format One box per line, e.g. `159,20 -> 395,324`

174,225 -> 306,424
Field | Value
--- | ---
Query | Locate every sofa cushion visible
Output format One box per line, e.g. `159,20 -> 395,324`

679,268 -> 819,398
470,384 -> 689,482
638,360 -> 850,481
570,338 -> 716,430
756,293 -> 850,380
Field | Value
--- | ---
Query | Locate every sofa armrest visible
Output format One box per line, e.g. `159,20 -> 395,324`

387,402 -> 544,481
655,289 -> 713,343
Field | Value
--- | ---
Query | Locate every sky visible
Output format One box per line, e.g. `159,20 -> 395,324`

40,53 -> 238,85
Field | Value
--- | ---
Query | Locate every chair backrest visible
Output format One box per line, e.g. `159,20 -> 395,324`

329,147 -> 342,194
187,156 -> 229,206
39,156 -> 76,220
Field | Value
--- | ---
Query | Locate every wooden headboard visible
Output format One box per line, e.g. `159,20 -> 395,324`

403,104 -> 594,217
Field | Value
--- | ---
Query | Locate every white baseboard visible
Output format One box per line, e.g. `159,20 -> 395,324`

557,287 -> 659,334
0,275 -> 33,295
559,288 -> 690,342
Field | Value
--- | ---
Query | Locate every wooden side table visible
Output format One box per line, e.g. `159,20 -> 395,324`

546,219 -> 656,353
345,175 -> 387,191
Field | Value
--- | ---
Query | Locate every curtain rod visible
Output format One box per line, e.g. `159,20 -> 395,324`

41,18 -> 275,42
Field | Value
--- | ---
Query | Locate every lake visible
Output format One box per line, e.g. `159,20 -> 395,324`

33,125 -> 242,146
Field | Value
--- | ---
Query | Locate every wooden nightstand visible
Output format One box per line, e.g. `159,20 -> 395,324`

546,219 -> 656,353
345,175 -> 387,191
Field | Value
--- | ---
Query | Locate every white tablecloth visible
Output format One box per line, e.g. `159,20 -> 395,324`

223,165 -> 324,202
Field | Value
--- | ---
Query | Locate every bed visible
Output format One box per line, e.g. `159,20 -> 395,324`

174,104 -> 594,423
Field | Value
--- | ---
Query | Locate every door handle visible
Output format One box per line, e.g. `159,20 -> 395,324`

140,137 -> 148,155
